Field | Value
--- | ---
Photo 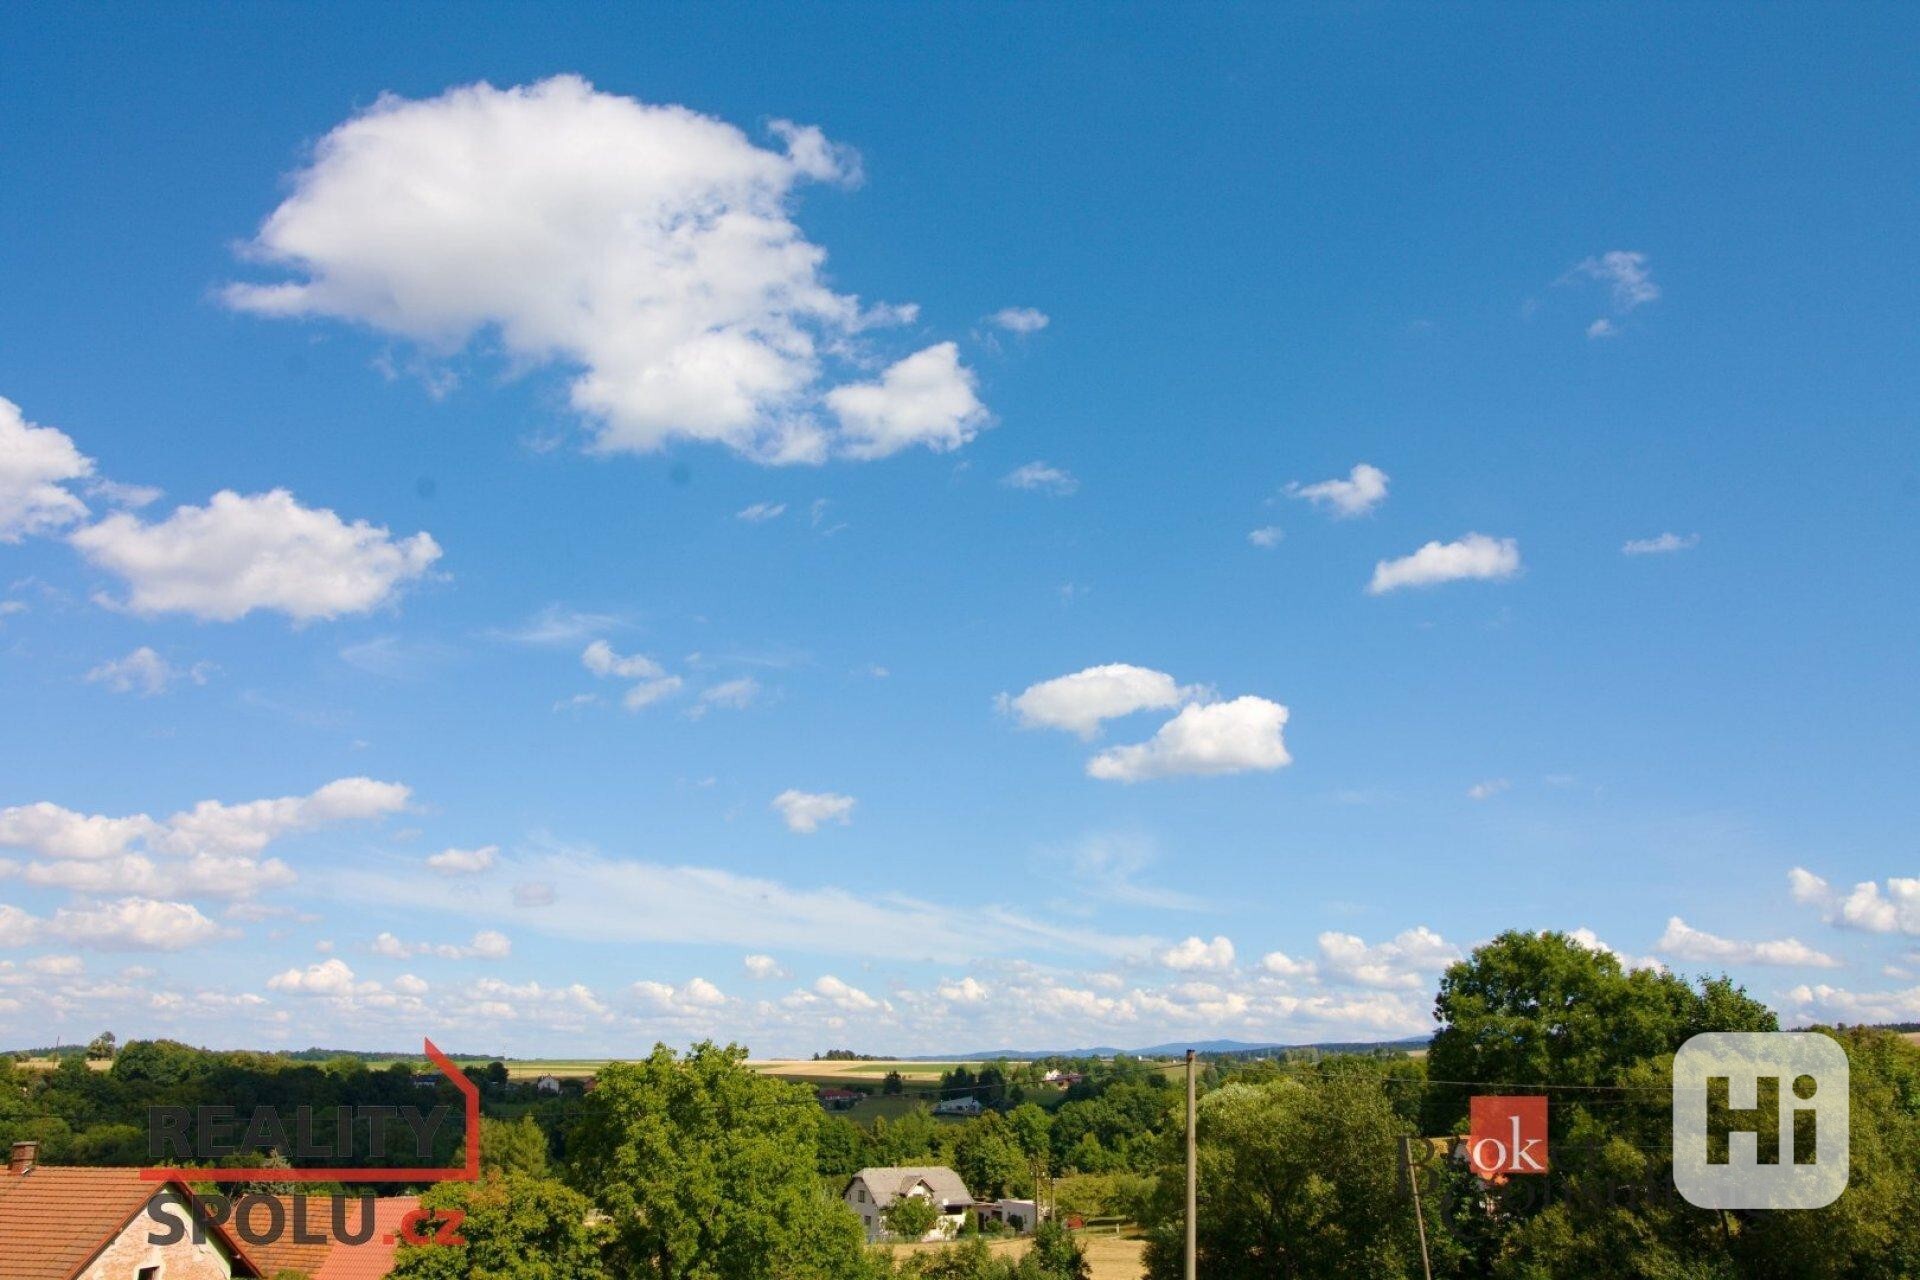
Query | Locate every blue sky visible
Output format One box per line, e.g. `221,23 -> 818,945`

1,4 -> 1917,1056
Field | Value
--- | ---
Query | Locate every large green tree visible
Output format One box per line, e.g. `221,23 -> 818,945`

390,1170 -> 613,1280
1142,1076 -> 1423,1280
565,1041 -> 883,1280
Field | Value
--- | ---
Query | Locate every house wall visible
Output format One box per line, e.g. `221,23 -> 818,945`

80,1189 -> 239,1280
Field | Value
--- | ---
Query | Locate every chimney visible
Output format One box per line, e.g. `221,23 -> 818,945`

8,1141 -> 36,1174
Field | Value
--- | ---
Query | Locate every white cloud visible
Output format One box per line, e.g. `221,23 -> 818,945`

938,976 -> 991,1004
1247,526 -> 1284,549
0,396 -> 93,541
427,845 -> 498,875
84,647 -> 212,697
582,640 -> 664,680
1315,927 -> 1460,990
987,307 -> 1049,334
624,677 -> 685,710
1622,532 -> 1699,556
268,957 -> 363,996
632,976 -> 729,1014
1368,533 -> 1521,594
223,76 -> 978,466
1000,664 -> 1197,739
695,676 -> 761,713
827,343 -> 988,460
1569,250 -> 1660,311
736,502 -> 787,523
806,974 -> 883,1012
1655,916 -> 1839,967
1785,981 -> 1920,1025
46,898 -> 228,951
1286,463 -> 1388,518
372,929 -> 512,960
772,789 -> 856,834
1566,927 -> 1664,973
1790,867 -> 1920,935
1467,778 -> 1510,801
1159,935 -> 1235,972
1001,461 -> 1078,495
1088,696 -> 1291,782
1259,950 -> 1314,978
71,489 -> 440,622
743,954 -> 788,980
1586,318 -> 1618,340
0,903 -> 42,946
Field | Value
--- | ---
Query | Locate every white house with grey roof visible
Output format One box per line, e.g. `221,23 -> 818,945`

843,1165 -> 974,1242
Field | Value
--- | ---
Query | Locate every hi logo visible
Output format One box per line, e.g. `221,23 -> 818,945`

1672,1032 -> 1849,1209
1468,1095 -> 1548,1180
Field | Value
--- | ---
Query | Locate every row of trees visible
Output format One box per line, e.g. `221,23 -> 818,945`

1139,931 -> 1920,1279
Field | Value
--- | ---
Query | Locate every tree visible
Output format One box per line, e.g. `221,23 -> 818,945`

478,1115 -> 548,1178
883,1070 -> 906,1096
1142,1077 -> 1423,1280
86,1032 -> 116,1060
955,1113 -> 1029,1199
883,1193 -> 943,1241
1016,1220 -> 1090,1280
390,1170 -> 612,1280
565,1041 -> 881,1280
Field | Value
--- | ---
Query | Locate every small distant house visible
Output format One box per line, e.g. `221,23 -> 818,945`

843,1166 -> 973,1242
534,1074 -> 563,1094
979,1198 -> 1041,1234
817,1088 -> 861,1111
1041,1069 -> 1084,1087
933,1096 -> 982,1116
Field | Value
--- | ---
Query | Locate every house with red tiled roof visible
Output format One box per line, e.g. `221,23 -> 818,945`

0,1142 -> 257,1279
0,1141 -> 418,1280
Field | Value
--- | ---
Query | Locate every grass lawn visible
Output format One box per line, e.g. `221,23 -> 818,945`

887,1235 -> 1145,1280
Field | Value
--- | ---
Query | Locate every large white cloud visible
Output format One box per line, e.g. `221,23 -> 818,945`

223,76 -> 982,465
1000,664 -> 1196,739
1087,696 -> 1291,782
1368,533 -> 1521,594
0,397 -> 93,541
12,897 -> 231,951
72,489 -> 440,621
1655,916 -> 1838,968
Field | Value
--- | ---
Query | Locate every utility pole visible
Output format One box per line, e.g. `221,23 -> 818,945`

1185,1048 -> 1197,1280
1403,1136 -> 1434,1280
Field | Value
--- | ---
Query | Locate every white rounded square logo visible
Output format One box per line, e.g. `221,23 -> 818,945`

1672,1031 -> 1848,1210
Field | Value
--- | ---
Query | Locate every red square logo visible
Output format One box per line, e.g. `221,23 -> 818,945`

1469,1095 -> 1549,1179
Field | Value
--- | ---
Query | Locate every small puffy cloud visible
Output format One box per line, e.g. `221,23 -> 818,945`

84,647 -> 212,697
1286,463 -> 1388,518
1368,533 -> 1520,594
937,976 -> 991,1004
268,957 -> 362,996
1467,779 -> 1510,801
393,973 -> 430,996
0,396 -> 93,541
0,903 -> 42,945
1259,950 -> 1314,978
582,640 -> 664,680
1159,935 -> 1235,972
1569,250 -> 1660,311
808,974 -> 882,1012
1000,664 -> 1196,739
1247,526 -> 1284,549
827,343 -> 988,460
372,929 -> 512,960
1566,927 -> 1663,973
1586,318 -> 1618,340
222,77 -> 984,467
1088,696 -> 1291,783
743,953 -> 788,980
736,502 -> 787,523
1790,868 -> 1920,935
1655,916 -> 1839,968
1623,532 -> 1699,555
987,307 -> 1049,334
71,489 -> 440,622
772,789 -> 855,834
632,976 -> 729,1013
426,845 -> 498,875
1001,461 -> 1078,495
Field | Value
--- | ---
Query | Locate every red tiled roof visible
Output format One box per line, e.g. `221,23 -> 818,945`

246,1194 -> 419,1280
0,1165 -> 257,1280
